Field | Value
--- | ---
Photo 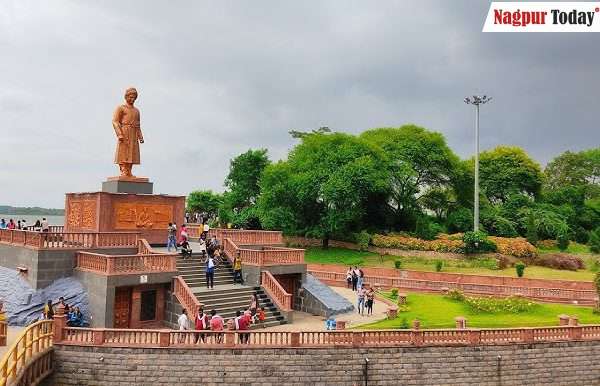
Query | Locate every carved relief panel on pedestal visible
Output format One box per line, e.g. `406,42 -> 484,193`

67,200 -> 97,230
114,203 -> 172,230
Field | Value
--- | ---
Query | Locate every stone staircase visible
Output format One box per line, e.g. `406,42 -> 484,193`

176,255 -> 287,328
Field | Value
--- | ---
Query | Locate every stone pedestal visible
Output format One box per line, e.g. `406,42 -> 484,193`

102,176 -> 153,194
65,181 -> 185,244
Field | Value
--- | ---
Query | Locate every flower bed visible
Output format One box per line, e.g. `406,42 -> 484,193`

371,233 -> 537,259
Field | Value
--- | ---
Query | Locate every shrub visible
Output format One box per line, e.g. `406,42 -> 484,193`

447,207 -> 472,233
354,231 -> 371,252
371,234 -> 463,254
525,213 -> 538,246
537,239 -> 557,249
390,288 -> 398,299
463,231 -> 497,254
594,272 -> 600,313
515,262 -> 526,277
435,260 -> 444,272
574,227 -> 590,244
400,317 -> 409,329
446,288 -> 465,301
591,259 -> 600,272
394,260 -> 402,269
590,227 -> 600,254
415,217 -> 440,241
557,232 -> 570,251
488,237 -> 537,259
495,254 -> 512,270
536,253 -> 584,271
464,295 -> 534,313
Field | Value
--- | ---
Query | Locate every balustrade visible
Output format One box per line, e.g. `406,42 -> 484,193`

0,320 -> 53,386
0,229 -> 138,249
75,250 -> 177,275
173,276 -> 203,316
261,271 -> 292,311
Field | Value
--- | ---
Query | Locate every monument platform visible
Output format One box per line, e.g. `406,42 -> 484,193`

102,176 -> 153,194
65,178 -> 185,244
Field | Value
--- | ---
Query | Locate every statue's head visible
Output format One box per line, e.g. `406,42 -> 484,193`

124,87 -> 138,105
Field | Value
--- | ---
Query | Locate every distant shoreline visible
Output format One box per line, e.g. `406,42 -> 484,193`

0,205 -> 64,216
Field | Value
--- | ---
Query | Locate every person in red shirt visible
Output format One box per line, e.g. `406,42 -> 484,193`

194,308 -> 209,343
209,309 -> 224,343
235,310 -> 250,344
257,307 -> 266,329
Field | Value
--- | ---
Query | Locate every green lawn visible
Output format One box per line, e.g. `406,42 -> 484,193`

538,241 -> 592,255
359,292 -> 600,329
305,247 -> 599,281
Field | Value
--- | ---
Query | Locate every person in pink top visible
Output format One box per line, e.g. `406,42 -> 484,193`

210,309 -> 224,343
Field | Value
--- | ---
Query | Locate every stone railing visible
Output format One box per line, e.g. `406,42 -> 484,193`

209,229 -> 283,245
173,276 -> 203,315
186,225 -> 204,239
0,229 -> 139,250
0,321 -> 6,346
261,271 -> 292,311
0,320 -> 54,386
52,323 -> 600,349
308,268 -> 599,305
75,250 -> 177,275
24,225 -> 64,233
224,238 -> 304,267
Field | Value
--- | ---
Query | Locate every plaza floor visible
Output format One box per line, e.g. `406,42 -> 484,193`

265,286 -> 388,331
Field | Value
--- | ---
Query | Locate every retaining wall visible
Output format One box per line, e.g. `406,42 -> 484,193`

44,341 -> 600,385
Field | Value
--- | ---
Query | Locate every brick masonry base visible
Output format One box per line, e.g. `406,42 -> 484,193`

44,341 -> 600,385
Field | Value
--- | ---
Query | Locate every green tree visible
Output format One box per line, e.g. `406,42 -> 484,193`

545,148 -> 600,199
223,149 -> 270,229
186,190 -> 222,219
525,213 -> 538,246
258,132 -> 389,247
360,125 -> 460,230
477,146 -> 543,203
589,227 -> 600,254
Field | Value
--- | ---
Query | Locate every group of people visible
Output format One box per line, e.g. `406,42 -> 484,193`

346,266 -> 375,316
0,217 -> 49,231
177,294 -> 266,344
41,297 -> 85,327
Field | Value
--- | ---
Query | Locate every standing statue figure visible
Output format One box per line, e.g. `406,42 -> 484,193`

112,87 -> 144,177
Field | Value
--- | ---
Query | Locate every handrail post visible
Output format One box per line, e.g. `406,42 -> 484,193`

53,304 -> 67,343
159,329 -> 170,347
92,329 -> 105,345
290,331 -> 300,347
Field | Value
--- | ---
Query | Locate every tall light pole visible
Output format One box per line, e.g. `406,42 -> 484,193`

464,95 -> 492,232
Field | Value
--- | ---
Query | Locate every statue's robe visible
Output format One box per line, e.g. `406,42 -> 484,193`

113,104 -> 142,164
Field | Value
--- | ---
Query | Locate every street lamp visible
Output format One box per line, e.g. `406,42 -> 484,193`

464,95 -> 492,232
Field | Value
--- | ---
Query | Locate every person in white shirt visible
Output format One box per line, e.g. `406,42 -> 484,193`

206,256 -> 216,289
203,222 -> 210,238
41,218 -> 49,232
177,309 -> 190,343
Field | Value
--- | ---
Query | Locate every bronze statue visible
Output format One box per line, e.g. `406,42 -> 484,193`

112,87 -> 144,177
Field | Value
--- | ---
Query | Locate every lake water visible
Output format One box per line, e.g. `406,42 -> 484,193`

0,214 -> 64,226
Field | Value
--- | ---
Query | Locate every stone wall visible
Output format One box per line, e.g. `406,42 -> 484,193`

45,341 -> 600,385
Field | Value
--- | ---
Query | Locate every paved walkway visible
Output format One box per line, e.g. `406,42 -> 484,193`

266,287 -> 388,331
0,326 -> 24,358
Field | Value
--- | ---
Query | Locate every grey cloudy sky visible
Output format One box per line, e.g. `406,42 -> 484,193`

1,1 -> 598,208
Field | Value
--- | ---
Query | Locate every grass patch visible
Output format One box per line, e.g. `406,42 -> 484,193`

538,241 -> 591,255
360,292 -> 600,329
306,246 -> 600,281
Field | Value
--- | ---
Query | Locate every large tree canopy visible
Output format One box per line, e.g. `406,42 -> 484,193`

477,146 -> 544,203
258,132 -> 389,246
186,190 -> 222,219
360,125 -> 461,228
545,148 -> 600,199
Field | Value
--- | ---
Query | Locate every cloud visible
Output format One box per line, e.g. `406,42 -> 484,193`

0,0 -> 598,208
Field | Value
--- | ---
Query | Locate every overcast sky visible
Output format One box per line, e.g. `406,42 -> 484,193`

1,1 -> 598,208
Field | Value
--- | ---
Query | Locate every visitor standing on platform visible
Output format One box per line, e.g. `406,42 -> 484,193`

357,286 -> 366,315
210,309 -> 224,343
206,255 -> 215,289
194,308 -> 209,343
41,217 -> 49,232
167,222 -> 177,252
357,268 -> 364,289
351,266 -> 359,291
346,267 -> 353,289
177,309 -> 190,343
203,222 -> 210,238
366,286 -> 375,316
7,219 -> 15,230
0,219 -> 6,229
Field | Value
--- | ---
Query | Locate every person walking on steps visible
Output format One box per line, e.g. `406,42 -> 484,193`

206,255 -> 216,289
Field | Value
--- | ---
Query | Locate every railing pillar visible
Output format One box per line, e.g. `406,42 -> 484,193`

352,331 -> 363,347
468,330 -> 481,345
522,328 -> 534,343
410,330 -> 423,347
569,326 -> 583,340
53,304 -> 67,343
224,331 -> 236,348
290,331 -> 300,347
92,329 -> 105,345
159,329 -> 170,347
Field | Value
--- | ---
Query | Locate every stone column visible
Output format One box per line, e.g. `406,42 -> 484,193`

53,304 -> 67,343
455,316 -> 467,329
558,314 -> 570,326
